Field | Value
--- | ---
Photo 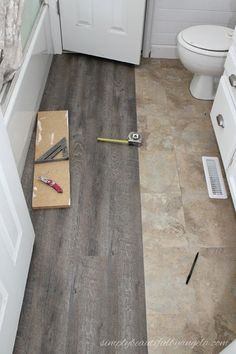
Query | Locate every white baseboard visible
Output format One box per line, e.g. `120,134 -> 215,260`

151,45 -> 179,59
3,5 -> 53,176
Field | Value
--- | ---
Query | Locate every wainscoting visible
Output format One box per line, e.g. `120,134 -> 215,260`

150,0 -> 236,58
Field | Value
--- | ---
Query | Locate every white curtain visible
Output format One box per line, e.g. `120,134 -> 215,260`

0,0 -> 25,91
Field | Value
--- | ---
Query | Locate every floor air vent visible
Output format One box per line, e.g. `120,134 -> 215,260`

202,156 -> 227,199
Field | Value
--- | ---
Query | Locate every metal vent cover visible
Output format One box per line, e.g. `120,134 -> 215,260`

202,156 -> 227,199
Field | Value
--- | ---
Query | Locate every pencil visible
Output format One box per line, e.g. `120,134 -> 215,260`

186,252 -> 199,285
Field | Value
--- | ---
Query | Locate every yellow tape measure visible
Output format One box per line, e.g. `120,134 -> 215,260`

97,138 -> 128,144
97,132 -> 142,146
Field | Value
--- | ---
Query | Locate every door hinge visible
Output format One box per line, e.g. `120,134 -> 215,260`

56,0 -> 60,16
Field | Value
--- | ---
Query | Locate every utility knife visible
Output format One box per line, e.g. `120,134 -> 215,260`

38,176 -> 63,193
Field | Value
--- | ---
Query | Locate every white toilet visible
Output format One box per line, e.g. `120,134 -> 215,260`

177,25 -> 234,100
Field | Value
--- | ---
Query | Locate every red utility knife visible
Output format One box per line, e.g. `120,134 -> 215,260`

38,176 -> 63,193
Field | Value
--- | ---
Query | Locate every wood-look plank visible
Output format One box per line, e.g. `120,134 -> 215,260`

33,111 -> 70,209
14,54 -> 147,354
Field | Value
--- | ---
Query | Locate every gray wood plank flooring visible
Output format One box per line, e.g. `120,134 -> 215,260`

14,54 -> 147,354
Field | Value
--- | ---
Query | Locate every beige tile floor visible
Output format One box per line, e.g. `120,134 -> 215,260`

135,59 -> 236,354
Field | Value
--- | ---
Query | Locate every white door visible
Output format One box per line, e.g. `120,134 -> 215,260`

0,113 -> 35,354
59,0 -> 146,64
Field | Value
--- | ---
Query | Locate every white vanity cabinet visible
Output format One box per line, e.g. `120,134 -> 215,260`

210,27 -> 236,209
211,77 -> 236,170
228,157 -> 236,207
233,27 -> 236,45
225,46 -> 236,103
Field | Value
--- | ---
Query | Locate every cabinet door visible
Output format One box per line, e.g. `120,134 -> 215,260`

0,113 -> 35,354
211,77 -> 236,169
227,151 -> 236,210
224,47 -> 236,106
233,26 -> 236,46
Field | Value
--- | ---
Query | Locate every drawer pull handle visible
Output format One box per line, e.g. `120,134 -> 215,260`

216,114 -> 224,128
229,74 -> 236,88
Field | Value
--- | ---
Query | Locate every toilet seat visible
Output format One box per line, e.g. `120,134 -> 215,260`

178,34 -> 228,58
179,25 -> 233,57
182,25 -> 233,52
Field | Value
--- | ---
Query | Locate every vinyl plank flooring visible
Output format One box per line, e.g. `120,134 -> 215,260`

14,54 -> 147,354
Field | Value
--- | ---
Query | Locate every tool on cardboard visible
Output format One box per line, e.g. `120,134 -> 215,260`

97,132 -> 142,146
38,176 -> 63,193
186,252 -> 199,285
35,137 -> 69,164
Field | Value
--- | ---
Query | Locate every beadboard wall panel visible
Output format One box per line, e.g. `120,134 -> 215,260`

150,0 -> 236,58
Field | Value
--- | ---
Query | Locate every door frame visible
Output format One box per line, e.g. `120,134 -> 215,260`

47,0 -> 63,54
142,0 -> 155,58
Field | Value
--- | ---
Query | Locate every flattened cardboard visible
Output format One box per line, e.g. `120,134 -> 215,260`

32,111 -> 71,209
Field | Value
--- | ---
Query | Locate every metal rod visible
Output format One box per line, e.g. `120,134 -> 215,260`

186,252 -> 199,285
35,157 -> 69,164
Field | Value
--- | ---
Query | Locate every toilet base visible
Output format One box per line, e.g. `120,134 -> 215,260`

190,74 -> 220,100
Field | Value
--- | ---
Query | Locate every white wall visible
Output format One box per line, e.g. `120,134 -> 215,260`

150,0 -> 236,58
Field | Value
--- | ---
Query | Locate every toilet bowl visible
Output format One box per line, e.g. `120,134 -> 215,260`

177,25 -> 233,100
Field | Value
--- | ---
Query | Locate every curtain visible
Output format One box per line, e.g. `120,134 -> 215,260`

0,0 -> 25,91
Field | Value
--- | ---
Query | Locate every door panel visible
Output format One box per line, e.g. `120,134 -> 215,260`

110,0 -> 127,34
0,170 -> 23,263
0,281 -> 8,331
0,114 -> 35,354
76,0 -> 93,27
59,0 -> 146,64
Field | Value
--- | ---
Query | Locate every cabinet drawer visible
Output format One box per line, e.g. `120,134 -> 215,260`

211,76 -> 236,169
224,46 -> 236,105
